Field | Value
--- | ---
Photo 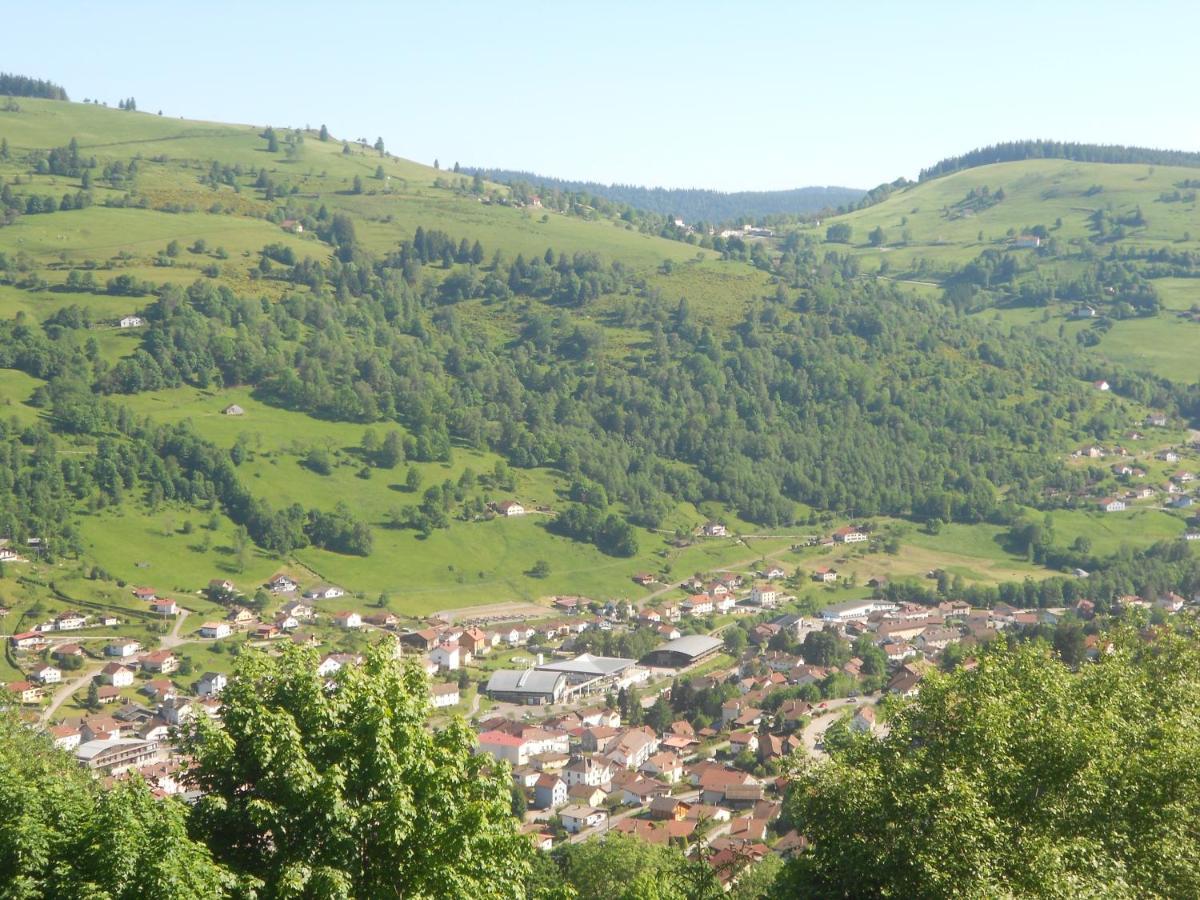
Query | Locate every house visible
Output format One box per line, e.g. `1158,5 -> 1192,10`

150,598 -> 179,616
1068,304 -> 1097,320
640,751 -> 684,783
196,672 -> 227,697
280,218 -> 303,234
1146,413 -> 1169,427
303,583 -> 346,600
559,805 -> 607,834
142,678 -> 177,702
430,682 -> 460,709
1098,497 -> 1126,513
563,755 -> 613,788
532,774 -> 568,810
9,631 -> 45,651
812,566 -> 838,583
1158,450 -> 1181,463
332,611 -> 363,630
5,681 -> 41,704
399,628 -> 441,652
119,315 -> 145,328
53,611 -> 87,631
606,727 -> 660,769
833,526 -> 868,543
222,404 -> 245,416
1173,495 -> 1194,509
208,578 -> 236,594
267,573 -> 298,593
132,587 -> 158,601
649,796 -> 692,821
632,572 -> 655,586
199,622 -> 231,639
280,600 -> 315,621
251,624 -> 281,641
364,611 -> 399,629
620,775 -> 671,806
49,724 -> 81,751
1093,379 -> 1110,391
682,595 -> 714,617
100,663 -> 134,687
141,650 -> 178,674
459,627 -> 491,657
226,606 -> 256,628
702,521 -> 728,537
730,730 -> 760,755
850,706 -> 878,734
0,546 -> 19,562
750,584 -> 779,608
53,643 -> 84,661
30,664 -> 61,684
105,640 -> 141,658
430,642 -> 461,671
496,500 -> 525,517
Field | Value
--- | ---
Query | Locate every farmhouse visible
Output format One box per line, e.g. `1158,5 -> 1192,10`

332,611 -> 363,630
150,598 -> 178,616
100,663 -> 134,687
702,522 -> 727,537
199,622 -> 232,639
303,583 -> 346,600
429,682 -> 460,709
53,611 -> 87,631
105,639 -> 141,657
1098,497 -> 1126,513
833,526 -> 868,543
812,566 -> 838,583
223,404 -> 244,416
119,315 -> 145,328
496,500 -> 525,517
559,805 -> 607,834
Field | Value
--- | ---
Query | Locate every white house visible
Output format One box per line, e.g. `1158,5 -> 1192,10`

31,664 -> 62,684
1099,497 -> 1126,513
151,598 -> 179,616
430,682 -> 460,709
430,642 -> 461,672
563,755 -> 613,788
821,599 -> 898,623
533,774 -> 569,810
105,640 -> 141,658
496,500 -> 525,517
119,315 -> 145,328
833,526 -> 868,543
303,584 -> 346,600
54,611 -> 86,631
268,574 -> 299,593
199,622 -> 232,639
702,522 -> 727,537
196,672 -> 227,697
750,585 -> 779,608
100,663 -> 134,687
560,805 -> 607,834
332,611 -> 362,630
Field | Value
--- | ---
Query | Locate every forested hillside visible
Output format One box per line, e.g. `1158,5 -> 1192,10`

0,98 -> 1192,607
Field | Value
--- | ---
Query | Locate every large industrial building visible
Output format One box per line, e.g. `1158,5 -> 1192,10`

534,653 -> 642,696
640,634 -> 724,668
484,669 -> 567,705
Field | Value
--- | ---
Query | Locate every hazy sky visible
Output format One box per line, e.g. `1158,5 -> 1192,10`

6,1 -> 1198,190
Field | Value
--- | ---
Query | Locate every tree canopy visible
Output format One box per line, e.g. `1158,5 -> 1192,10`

779,630 -> 1200,898
180,643 -> 531,898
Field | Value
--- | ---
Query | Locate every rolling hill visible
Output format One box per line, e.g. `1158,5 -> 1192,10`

0,97 -> 1197,636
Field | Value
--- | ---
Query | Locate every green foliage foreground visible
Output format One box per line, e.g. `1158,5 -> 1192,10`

779,629 -> 1200,898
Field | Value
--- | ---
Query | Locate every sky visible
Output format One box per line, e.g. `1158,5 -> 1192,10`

5,1 -> 1199,191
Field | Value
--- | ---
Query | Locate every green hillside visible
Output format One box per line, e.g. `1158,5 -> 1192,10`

0,98 -> 1197,626
804,157 -> 1200,383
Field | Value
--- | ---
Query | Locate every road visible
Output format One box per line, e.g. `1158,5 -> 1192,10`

566,789 -> 702,844
800,696 -> 877,759
38,609 -> 192,725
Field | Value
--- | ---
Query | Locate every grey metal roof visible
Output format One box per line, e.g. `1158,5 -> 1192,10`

652,634 -> 723,658
536,653 -> 635,677
486,669 -> 565,694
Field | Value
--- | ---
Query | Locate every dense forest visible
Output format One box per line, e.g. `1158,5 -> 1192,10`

464,168 -> 864,222
919,140 -> 1200,181
1,203 -> 1183,558
0,73 -> 68,101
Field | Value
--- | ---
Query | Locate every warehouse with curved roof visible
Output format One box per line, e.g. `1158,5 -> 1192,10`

640,634 -> 724,668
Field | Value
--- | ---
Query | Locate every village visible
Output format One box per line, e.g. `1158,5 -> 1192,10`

6,507 -> 1198,889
